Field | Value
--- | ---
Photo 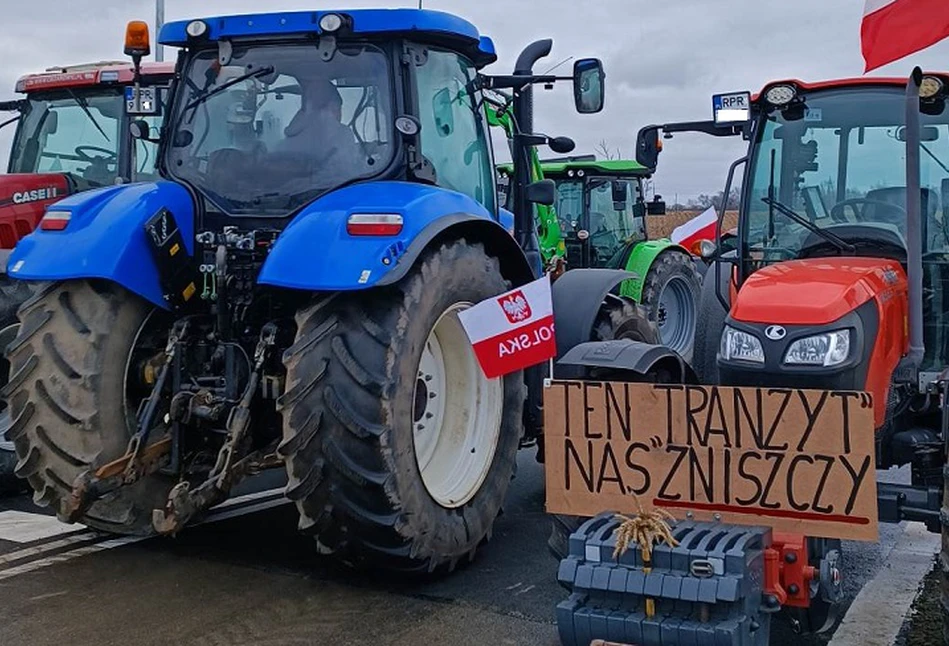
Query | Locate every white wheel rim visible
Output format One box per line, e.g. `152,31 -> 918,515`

413,302 -> 504,508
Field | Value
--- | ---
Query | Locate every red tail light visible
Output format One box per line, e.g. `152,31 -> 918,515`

40,210 -> 71,231
346,213 -> 403,236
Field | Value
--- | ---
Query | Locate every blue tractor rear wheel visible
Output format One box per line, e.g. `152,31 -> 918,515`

279,238 -> 525,573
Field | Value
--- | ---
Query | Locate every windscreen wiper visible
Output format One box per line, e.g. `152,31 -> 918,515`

66,89 -> 110,142
182,66 -> 275,118
761,196 -> 856,253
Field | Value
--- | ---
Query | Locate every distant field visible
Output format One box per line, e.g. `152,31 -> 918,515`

646,210 -> 739,239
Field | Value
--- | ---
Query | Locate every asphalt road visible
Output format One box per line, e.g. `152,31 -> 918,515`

0,454 -> 920,646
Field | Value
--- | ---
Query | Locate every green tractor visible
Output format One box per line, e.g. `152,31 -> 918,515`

488,102 -> 701,361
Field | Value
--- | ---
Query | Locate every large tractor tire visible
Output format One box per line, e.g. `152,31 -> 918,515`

279,239 -> 525,573
692,259 -> 730,385
547,297 -> 660,561
0,276 -> 41,494
2,280 -> 174,532
639,249 -> 701,364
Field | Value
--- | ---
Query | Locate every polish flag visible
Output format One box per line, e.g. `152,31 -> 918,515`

670,206 -> 717,254
861,0 -> 949,72
457,274 -> 556,379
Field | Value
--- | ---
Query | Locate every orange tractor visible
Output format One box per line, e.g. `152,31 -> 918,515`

596,68 -> 949,637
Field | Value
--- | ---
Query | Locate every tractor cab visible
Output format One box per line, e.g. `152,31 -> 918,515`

539,159 -> 653,269
0,60 -> 173,247
638,75 -> 949,388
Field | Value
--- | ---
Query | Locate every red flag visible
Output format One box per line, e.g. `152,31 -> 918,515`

861,0 -> 949,72
670,206 -> 717,255
457,274 -> 556,379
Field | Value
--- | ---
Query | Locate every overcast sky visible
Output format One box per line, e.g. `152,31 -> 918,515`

1,0 -> 948,200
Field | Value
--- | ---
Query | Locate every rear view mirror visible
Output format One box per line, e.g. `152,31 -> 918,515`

636,125 -> 662,170
0,100 -> 22,112
646,196 -> 666,215
526,179 -> 556,206
573,59 -> 605,114
129,119 -> 158,142
896,125 -> 939,142
549,136 -> 575,154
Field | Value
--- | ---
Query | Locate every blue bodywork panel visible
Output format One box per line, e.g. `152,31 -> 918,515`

160,9 -> 497,68
258,180 -> 498,290
7,181 -> 194,309
498,207 -> 514,235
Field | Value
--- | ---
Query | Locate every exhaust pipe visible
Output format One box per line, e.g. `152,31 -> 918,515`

513,39 -> 552,136
510,39 -> 552,273
904,67 -> 924,370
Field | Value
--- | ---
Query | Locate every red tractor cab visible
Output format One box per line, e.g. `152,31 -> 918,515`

0,60 -> 173,491
0,60 -> 175,252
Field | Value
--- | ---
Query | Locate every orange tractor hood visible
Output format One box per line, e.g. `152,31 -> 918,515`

730,257 -> 905,326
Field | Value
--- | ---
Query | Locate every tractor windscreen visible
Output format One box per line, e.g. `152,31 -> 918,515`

167,42 -> 394,216
7,88 -> 132,186
745,87 -> 949,261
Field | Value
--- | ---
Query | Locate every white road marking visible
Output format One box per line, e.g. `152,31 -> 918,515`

0,510 -> 87,543
829,521 -> 939,646
0,531 -> 99,567
0,488 -> 290,580
0,535 -> 144,582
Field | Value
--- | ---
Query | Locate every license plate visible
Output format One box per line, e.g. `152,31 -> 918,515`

712,91 -> 751,123
126,86 -> 158,115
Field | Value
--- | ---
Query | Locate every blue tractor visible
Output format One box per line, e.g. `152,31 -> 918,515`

1,9 -> 683,572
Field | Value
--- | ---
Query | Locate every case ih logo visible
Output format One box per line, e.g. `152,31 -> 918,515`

12,187 -> 58,204
499,290 -> 531,323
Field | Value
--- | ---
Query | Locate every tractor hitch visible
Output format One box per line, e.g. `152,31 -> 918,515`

152,323 -> 279,535
62,436 -> 172,523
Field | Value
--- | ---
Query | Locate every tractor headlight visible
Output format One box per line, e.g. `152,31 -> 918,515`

186,20 -> 209,39
319,13 -> 344,32
720,326 -> 764,364
764,84 -> 796,106
920,76 -> 944,99
783,329 -> 850,367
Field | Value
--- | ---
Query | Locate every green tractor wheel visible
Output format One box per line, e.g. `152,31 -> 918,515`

637,250 -> 701,364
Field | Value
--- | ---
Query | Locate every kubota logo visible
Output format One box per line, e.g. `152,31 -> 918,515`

765,325 -> 787,341
12,187 -> 58,204
498,290 -> 531,323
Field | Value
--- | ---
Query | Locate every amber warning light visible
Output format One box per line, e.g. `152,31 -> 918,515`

125,21 -> 151,59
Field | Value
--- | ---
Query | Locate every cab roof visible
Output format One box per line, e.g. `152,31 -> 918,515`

15,61 -> 175,93
497,158 -> 652,177
160,8 -> 497,68
752,72 -> 949,101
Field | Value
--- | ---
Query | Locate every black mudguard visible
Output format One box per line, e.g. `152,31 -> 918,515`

552,268 -> 637,359
557,338 -> 696,383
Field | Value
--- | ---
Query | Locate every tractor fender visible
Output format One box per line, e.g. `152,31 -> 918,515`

557,338 -> 695,382
552,268 -> 640,359
619,239 -> 690,302
5,180 -> 195,309
257,181 -> 533,291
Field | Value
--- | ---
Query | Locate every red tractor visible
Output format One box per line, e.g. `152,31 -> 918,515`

0,60 -> 173,489
613,69 -> 949,637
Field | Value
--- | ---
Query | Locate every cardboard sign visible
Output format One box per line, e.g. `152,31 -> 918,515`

544,380 -> 879,542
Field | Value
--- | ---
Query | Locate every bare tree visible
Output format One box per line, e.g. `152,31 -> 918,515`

595,139 -> 621,161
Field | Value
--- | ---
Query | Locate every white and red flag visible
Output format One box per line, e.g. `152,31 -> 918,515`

861,0 -> 949,72
458,274 -> 556,379
670,206 -> 717,254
